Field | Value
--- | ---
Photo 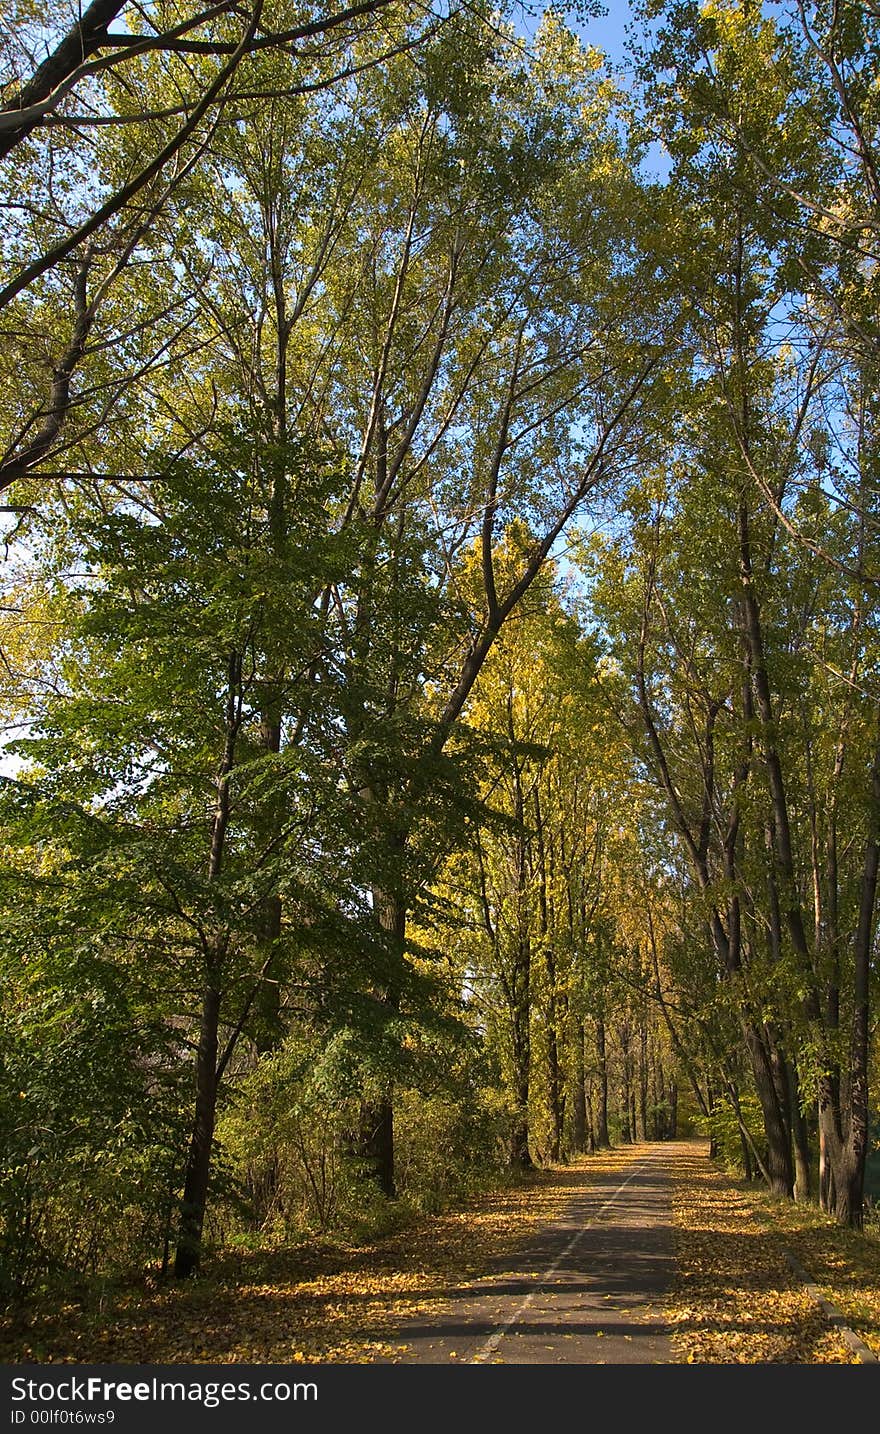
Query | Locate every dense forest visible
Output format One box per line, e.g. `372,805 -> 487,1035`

0,0 -> 878,1307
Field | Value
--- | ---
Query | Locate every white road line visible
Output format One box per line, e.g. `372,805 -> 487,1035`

469,1157 -> 654,1364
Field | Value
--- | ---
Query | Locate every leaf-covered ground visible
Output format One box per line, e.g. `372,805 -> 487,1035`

1,1146 -> 644,1364
666,1146 -> 879,1364
749,1186 -> 880,1358
6,1142 -> 878,1364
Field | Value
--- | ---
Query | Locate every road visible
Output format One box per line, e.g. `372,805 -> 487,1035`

383,1143 -> 680,1364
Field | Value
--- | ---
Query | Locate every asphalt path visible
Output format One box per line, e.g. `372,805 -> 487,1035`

385,1143 -> 680,1364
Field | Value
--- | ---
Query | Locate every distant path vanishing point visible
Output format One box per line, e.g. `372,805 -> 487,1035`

383,1141 -> 684,1365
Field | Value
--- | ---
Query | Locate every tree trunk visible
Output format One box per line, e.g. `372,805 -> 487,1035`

596,1017 -> 610,1147
253,698 -> 284,1053
509,942 -> 533,1169
620,1024 -> 633,1143
358,1097 -> 395,1199
546,984 -> 564,1162
173,651 -> 241,1277
827,713 -> 880,1227
534,789 -> 563,1162
572,1018 -> 587,1154
817,1091 -> 867,1228
786,1058 -> 812,1203
639,1021 -> 648,1141
174,974 -> 220,1279
507,761 -> 533,1170
739,1121 -> 754,1182
654,1056 -> 666,1140
724,1070 -> 772,1185
357,873 -> 406,1199
585,1079 -> 597,1152
831,1166 -> 863,1227
817,1107 -> 863,1226
819,1124 -> 836,1213
741,1019 -> 794,1198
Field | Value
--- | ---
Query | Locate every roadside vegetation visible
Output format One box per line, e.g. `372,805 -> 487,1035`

1,2 -> 879,1344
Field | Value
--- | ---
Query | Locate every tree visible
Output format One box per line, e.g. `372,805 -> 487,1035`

0,1 -> 458,498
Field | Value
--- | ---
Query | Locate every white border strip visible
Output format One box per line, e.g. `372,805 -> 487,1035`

782,1249 -> 879,1364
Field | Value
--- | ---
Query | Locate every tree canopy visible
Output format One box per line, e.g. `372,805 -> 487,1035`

1,0 -> 878,1299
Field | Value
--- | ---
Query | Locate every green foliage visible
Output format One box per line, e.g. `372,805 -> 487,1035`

2,0 -> 880,1301
0,860 -> 186,1296
700,1093 -> 765,1182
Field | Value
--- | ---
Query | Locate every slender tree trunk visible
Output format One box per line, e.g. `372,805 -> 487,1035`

639,1021 -> 648,1142
722,1067 -> 772,1186
619,1023 -> 634,1143
252,257 -> 290,1053
534,791 -> 563,1161
572,1018 -> 587,1154
596,1017 -> 610,1148
739,1115 -> 754,1182
508,759 -> 533,1170
357,871 -> 406,1198
509,928 -> 533,1170
174,651 -> 241,1278
818,1125 -> 839,1214
174,970 -> 221,1279
254,701 -> 283,1053
546,968 -> 564,1161
647,913 -> 709,1128
654,1056 -> 666,1139
786,1057 -> 811,1203
585,1079 -> 597,1152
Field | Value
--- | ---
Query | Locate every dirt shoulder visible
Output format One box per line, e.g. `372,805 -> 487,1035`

666,1142 -> 879,1364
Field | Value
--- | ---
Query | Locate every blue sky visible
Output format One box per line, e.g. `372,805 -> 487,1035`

518,1 -> 637,68
575,1 -> 636,64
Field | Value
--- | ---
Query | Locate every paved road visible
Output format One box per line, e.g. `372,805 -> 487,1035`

386,1143 -> 680,1364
